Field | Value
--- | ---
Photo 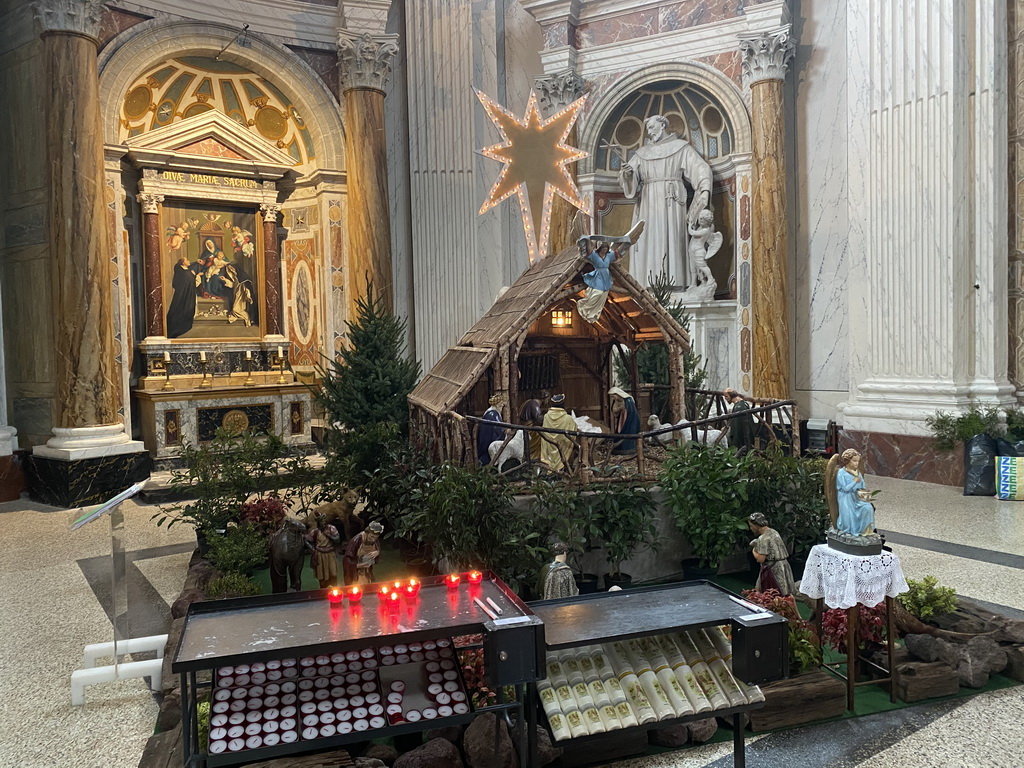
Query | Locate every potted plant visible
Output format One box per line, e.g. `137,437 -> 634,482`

591,483 -> 659,590
660,444 -> 752,578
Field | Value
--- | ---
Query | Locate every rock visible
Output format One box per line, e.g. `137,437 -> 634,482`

424,725 -> 464,745
1004,645 -> 1024,683
946,636 -> 1008,688
156,690 -> 181,732
363,743 -> 399,766
354,759 -> 388,768
182,561 -> 217,594
170,589 -> 203,619
648,724 -> 689,747
904,633 -> 943,662
687,717 -> 718,743
463,713 -> 517,768
995,619 -> 1024,644
534,725 -> 561,768
161,617 -> 186,695
394,738 -> 464,768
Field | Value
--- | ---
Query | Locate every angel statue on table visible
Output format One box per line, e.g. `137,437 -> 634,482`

824,449 -> 883,555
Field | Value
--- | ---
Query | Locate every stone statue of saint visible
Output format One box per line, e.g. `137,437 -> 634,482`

618,115 -> 713,288
536,542 -> 579,600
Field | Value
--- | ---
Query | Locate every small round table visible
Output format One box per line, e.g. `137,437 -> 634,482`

799,544 -> 909,709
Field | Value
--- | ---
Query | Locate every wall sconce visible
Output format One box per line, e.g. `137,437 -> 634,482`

551,310 -> 573,329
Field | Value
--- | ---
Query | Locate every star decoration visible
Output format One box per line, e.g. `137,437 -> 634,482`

477,89 -> 589,262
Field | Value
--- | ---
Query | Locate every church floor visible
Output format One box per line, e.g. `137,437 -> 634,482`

0,475 -> 1021,768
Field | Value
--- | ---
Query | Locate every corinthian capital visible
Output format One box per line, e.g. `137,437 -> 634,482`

535,70 -> 586,114
739,27 -> 796,85
33,0 -> 104,39
337,30 -> 400,93
260,203 -> 282,222
136,193 -> 164,214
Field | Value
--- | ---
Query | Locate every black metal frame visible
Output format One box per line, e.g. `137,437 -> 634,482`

173,572 -> 540,767
525,580 -> 789,768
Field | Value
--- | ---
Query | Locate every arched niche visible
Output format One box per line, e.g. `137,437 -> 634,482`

97,20 -> 345,171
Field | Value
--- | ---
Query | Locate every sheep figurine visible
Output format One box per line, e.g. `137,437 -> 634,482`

488,414 -> 603,472
647,414 -> 725,447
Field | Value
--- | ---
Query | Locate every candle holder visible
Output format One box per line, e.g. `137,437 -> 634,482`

153,358 -> 174,391
327,586 -> 344,604
272,353 -> 289,385
404,579 -> 421,598
243,355 -> 256,387
445,573 -> 461,589
198,359 -> 213,388
347,586 -> 363,603
468,570 -> 483,585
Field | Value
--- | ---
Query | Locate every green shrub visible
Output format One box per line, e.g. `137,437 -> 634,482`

205,524 -> 268,576
926,406 -> 1002,451
206,572 -> 263,599
899,575 -> 958,620
747,449 -> 830,559
660,445 -> 751,568
590,483 -> 659,577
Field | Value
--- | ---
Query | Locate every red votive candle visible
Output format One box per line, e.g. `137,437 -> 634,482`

405,578 -> 421,597
347,586 -> 362,603
387,591 -> 401,612
393,580 -> 404,592
378,583 -> 391,600
445,573 -> 461,589
468,570 -> 483,585
328,586 -> 344,604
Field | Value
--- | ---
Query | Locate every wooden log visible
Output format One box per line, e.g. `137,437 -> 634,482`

893,660 -> 959,703
748,670 -> 846,732
137,725 -> 183,768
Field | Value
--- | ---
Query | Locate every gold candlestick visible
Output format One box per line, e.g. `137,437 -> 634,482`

243,355 -> 256,386
273,354 -> 289,384
198,359 -> 212,388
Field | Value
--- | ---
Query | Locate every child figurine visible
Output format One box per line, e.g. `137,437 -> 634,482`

686,209 -> 722,289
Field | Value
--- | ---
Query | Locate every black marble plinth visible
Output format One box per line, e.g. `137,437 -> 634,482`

25,451 -> 151,508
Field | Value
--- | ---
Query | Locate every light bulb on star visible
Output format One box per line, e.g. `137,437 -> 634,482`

476,89 -> 589,263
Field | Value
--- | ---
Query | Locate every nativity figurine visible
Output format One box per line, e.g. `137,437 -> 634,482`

824,449 -> 883,555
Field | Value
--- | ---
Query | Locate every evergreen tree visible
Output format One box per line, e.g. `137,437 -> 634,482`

317,284 -> 421,433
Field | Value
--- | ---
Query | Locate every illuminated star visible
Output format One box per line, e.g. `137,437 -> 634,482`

477,90 -> 588,262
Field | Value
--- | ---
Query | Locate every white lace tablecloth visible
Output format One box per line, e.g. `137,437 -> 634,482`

799,544 -> 909,609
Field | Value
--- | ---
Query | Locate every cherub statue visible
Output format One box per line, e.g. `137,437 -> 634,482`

687,209 -> 721,287
824,449 -> 883,553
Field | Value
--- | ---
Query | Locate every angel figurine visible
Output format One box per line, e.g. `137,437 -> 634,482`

687,209 -> 721,289
824,449 -> 883,554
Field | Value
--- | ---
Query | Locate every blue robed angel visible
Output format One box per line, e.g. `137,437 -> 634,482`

582,246 -> 614,292
825,449 -> 877,537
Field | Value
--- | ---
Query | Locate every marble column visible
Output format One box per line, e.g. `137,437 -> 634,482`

30,0 -> 145,502
1010,0 -> 1024,397
536,70 -> 586,256
740,29 -> 795,401
261,203 -> 283,336
138,193 -> 165,338
338,30 -> 399,314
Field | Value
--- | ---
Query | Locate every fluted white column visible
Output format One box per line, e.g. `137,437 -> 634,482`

843,0 -> 1015,435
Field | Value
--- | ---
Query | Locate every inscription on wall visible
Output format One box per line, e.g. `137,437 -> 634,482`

158,171 -> 260,189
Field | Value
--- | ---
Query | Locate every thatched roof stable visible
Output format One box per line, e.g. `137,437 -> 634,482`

408,245 -> 691,419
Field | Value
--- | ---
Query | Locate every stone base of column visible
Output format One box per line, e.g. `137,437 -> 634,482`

28,424 -> 149,507
0,426 -> 23,502
838,429 -> 963,487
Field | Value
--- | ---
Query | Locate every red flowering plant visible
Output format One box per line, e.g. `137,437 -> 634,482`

822,603 -> 887,654
238,496 -> 288,536
742,588 -> 822,674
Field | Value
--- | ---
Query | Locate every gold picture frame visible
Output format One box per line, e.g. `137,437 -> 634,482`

160,200 -> 265,340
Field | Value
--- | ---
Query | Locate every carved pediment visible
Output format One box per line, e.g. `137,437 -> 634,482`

125,110 -> 298,179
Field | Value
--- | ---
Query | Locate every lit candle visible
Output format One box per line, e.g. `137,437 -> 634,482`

199,350 -> 207,362
377,584 -> 391,600
468,570 -> 483,585
405,578 -> 420,597
445,573 -> 461,589
245,350 -> 252,360
327,586 -> 343,604
347,586 -> 362,603
387,591 -> 401,612
393,580 -> 404,592
163,351 -> 171,362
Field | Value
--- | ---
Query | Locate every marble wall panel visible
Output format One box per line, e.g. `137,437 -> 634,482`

282,236 -> 322,367
3,203 -> 45,248
98,6 -> 149,48
287,44 -> 340,102
839,429 -> 963,487
695,50 -> 743,89
791,0 -> 850,404
576,10 -> 659,48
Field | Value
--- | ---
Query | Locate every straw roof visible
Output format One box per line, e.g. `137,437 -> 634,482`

408,245 -> 691,416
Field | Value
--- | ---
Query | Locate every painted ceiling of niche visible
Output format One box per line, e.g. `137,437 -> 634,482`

119,56 -> 316,167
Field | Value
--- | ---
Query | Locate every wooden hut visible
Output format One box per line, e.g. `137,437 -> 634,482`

408,245 -> 691,463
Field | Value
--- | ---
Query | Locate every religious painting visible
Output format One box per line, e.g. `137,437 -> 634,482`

160,201 -> 263,340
